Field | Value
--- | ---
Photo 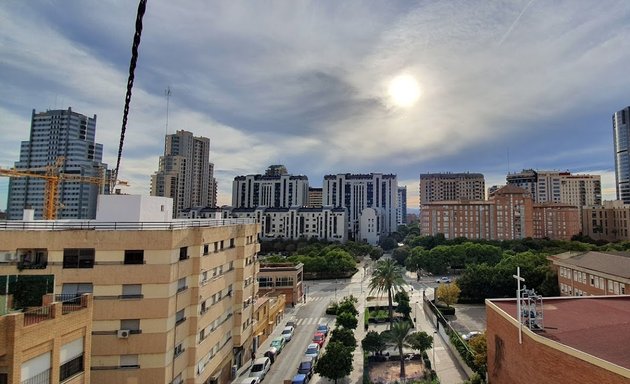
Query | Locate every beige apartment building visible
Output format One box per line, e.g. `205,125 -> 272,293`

252,293 -> 285,348
0,195 -> 260,384
419,172 -> 485,205
0,294 -> 93,384
420,185 -> 579,240
550,251 -> 629,297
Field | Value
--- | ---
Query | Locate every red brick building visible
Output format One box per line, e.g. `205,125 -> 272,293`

549,251 -> 629,297
486,296 -> 630,384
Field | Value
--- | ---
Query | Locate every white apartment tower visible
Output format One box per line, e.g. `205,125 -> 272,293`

506,170 -> 601,206
397,186 -> 407,226
7,108 -> 106,220
151,130 -> 216,217
322,173 -> 398,243
231,174 -> 309,208
419,173 -> 485,205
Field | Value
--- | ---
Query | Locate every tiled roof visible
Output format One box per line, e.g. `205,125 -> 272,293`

551,251 -> 630,279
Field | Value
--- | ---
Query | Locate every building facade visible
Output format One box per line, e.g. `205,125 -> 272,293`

307,187 -> 323,208
257,263 -> 304,306
252,294 -> 286,348
322,173 -> 398,242
7,108 -> 107,220
486,296 -> 630,384
420,185 -> 579,241
613,106 -> 630,204
582,200 -> 630,241
0,195 -> 260,384
0,294 -> 93,384
232,174 -> 309,209
506,170 -> 601,207
419,173 -> 485,205
151,130 -> 216,217
397,186 -> 407,226
225,206 -> 347,242
549,251 -> 629,297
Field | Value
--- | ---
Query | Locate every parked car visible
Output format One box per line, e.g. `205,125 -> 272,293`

282,325 -> 295,342
298,356 -> 314,378
249,357 -> 271,380
263,347 -> 277,364
462,331 -> 482,341
304,343 -> 320,361
316,323 -> 329,336
270,337 -> 286,354
238,377 -> 261,384
286,320 -> 297,329
292,373 -> 309,384
312,332 -> 325,348
435,276 -> 452,283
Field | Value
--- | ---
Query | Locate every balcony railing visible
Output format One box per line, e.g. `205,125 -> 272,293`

0,218 -> 256,231
21,368 -> 50,384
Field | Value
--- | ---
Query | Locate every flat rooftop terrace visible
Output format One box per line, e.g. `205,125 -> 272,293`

492,296 -> 630,370
0,218 -> 256,231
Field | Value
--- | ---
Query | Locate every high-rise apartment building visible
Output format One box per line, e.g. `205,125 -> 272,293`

419,173 -> 485,205
151,130 -> 216,217
231,173 -> 309,208
7,108 -> 107,220
322,173 -> 398,242
397,186 -> 407,226
614,107 -> 630,203
506,170 -> 601,206
0,195 -> 260,384
308,187 -> 323,208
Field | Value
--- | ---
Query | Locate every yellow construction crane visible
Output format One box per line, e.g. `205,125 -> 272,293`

0,162 -> 105,220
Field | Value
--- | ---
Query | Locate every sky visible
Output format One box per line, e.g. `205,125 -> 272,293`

1,0 -> 629,211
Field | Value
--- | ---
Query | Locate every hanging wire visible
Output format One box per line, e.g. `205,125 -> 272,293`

112,0 -> 147,191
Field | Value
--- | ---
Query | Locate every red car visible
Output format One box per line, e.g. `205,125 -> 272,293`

312,332 -> 325,348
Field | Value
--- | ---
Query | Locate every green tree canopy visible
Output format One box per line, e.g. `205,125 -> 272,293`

336,311 -> 358,330
382,320 -> 414,378
314,341 -> 353,383
361,331 -> 386,356
330,327 -> 357,350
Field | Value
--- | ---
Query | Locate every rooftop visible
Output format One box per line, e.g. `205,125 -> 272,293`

0,218 -> 255,231
491,296 -> 630,369
550,251 -> 630,279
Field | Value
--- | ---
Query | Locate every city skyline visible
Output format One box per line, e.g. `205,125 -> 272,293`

1,1 -> 629,210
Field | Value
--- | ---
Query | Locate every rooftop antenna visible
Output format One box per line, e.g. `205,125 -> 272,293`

507,147 -> 510,175
165,86 -> 171,135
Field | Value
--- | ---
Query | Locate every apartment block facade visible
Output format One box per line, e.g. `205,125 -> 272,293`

613,106 -> 630,203
257,263 -> 304,306
550,251 -> 629,297
151,130 -> 216,217
226,206 -> 347,242
420,185 -> 579,240
0,295 -> 93,384
322,173 -> 398,242
0,195 -> 260,384
583,200 -> 630,241
397,186 -> 407,226
232,174 -> 309,208
307,187 -> 323,208
7,108 -> 107,220
419,173 -> 485,205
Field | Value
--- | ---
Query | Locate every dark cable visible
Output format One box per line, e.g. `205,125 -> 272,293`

112,0 -> 147,191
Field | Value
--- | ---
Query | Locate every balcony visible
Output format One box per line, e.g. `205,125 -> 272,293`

16,248 -> 48,270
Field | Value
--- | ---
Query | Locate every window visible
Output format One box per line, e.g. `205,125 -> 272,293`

61,283 -> 93,300
179,247 -> 188,261
203,244 -> 209,255
63,248 -> 95,268
177,278 -> 187,293
176,310 -> 186,325
276,277 -> 294,287
174,343 -> 185,358
120,355 -> 139,369
121,284 -> 142,299
258,277 -> 273,288
120,319 -> 141,333
230,238 -> 235,248
59,337 -> 84,381
124,250 -> 144,265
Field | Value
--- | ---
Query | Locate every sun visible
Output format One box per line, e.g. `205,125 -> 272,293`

388,74 -> 421,107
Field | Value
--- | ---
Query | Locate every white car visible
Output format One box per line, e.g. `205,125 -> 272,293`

304,343 -> 320,361
462,331 -> 482,341
249,357 -> 271,380
238,377 -> 261,384
436,276 -> 452,283
281,325 -> 295,342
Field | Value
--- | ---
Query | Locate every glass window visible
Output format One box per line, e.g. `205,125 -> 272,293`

120,355 -> 139,368
122,284 -> 142,299
63,248 -> 95,268
179,247 -> 188,261
121,319 -> 140,331
176,309 -> 185,325
124,250 -> 144,265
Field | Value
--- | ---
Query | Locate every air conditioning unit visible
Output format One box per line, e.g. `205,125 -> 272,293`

117,329 -> 130,339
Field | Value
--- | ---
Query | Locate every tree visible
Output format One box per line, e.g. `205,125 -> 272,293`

407,331 -> 433,357
394,291 -> 411,319
392,245 -> 411,266
369,246 -> 384,260
382,320 -> 414,378
314,341 -> 353,383
361,331 -> 386,356
336,311 -> 358,330
336,296 -> 359,317
368,259 -> 405,325
436,282 -> 461,308
468,332 -> 487,373
330,327 -> 357,350
381,236 -> 398,251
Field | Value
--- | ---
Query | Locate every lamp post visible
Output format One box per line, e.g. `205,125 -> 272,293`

433,331 -> 438,371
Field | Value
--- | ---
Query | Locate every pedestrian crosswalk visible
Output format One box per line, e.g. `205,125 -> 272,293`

293,317 -> 330,326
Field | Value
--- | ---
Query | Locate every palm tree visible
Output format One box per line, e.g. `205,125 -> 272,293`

368,258 -> 405,326
383,320 -> 414,378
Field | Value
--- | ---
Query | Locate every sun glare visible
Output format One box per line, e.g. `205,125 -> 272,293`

388,74 -> 421,107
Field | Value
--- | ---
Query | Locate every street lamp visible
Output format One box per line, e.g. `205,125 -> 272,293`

432,331 -> 438,371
